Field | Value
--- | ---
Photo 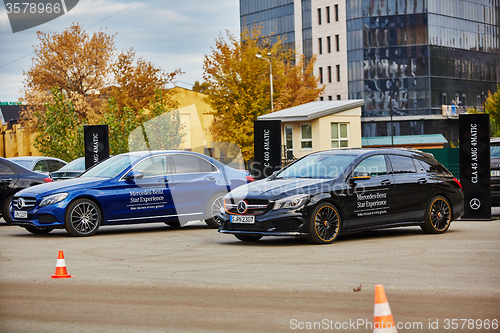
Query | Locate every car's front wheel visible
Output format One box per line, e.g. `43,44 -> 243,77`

25,226 -> 53,234
421,195 -> 451,234
204,193 -> 225,228
64,199 -> 102,237
307,202 -> 341,244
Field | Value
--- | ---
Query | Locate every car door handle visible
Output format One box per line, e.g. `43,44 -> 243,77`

418,178 -> 427,184
381,179 -> 391,185
1,178 -> 12,183
157,177 -> 169,183
205,176 -> 215,181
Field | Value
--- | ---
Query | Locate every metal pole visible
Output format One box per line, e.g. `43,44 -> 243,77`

269,58 -> 273,112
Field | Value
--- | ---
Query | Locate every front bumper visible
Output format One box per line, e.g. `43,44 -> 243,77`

218,209 -> 309,237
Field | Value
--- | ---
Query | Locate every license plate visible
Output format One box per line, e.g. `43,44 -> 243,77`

230,215 -> 255,224
491,170 -> 500,177
14,211 -> 28,219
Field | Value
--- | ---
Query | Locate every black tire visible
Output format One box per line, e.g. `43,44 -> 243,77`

24,226 -> 53,234
64,199 -> 102,237
204,193 -> 225,228
235,234 -> 262,242
306,202 -> 341,244
2,194 -> 13,225
421,195 -> 452,234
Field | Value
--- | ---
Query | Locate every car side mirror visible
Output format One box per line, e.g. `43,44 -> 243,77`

351,171 -> 370,180
125,171 -> 144,181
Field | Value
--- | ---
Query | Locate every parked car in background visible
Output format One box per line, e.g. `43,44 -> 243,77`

10,151 -> 253,236
8,156 -> 66,174
219,148 -> 464,244
50,157 -> 86,181
490,138 -> 500,206
0,157 -> 53,225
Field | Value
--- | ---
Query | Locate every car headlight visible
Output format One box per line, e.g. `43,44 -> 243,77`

40,193 -> 69,207
273,194 -> 309,210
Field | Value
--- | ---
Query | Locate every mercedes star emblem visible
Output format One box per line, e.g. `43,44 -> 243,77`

17,198 -> 25,209
469,198 -> 481,210
237,200 -> 248,214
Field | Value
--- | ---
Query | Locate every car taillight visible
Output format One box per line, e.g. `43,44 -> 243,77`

453,178 -> 462,188
43,177 -> 54,183
246,175 -> 255,182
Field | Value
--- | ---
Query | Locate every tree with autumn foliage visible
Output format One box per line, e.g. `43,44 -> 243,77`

202,27 -> 323,161
33,88 -> 85,161
105,48 -> 182,115
21,23 -> 183,157
21,23 -> 115,126
467,84 -> 500,137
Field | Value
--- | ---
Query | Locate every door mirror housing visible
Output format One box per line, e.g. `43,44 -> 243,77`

125,171 -> 144,181
351,171 -> 370,180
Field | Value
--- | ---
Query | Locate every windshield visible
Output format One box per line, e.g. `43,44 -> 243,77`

59,158 -> 85,171
277,153 -> 357,179
81,154 -> 142,178
491,146 -> 500,159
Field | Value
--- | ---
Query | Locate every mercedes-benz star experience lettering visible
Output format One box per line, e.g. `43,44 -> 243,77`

10,151 -> 253,236
219,149 -> 464,244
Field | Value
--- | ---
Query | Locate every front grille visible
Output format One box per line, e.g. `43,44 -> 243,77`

12,197 -> 37,210
224,198 -> 269,215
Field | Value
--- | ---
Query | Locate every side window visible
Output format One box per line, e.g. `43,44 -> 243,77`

172,154 -> 216,174
133,156 -> 169,177
388,155 -> 417,174
353,155 -> 387,177
0,162 -> 16,175
47,160 -> 64,172
33,160 -> 48,172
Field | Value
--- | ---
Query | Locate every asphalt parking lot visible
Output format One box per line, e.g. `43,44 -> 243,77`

0,217 -> 499,333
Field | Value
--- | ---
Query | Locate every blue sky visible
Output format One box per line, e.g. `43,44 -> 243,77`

0,0 -> 240,102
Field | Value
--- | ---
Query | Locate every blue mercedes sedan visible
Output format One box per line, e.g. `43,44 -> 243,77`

10,151 -> 253,236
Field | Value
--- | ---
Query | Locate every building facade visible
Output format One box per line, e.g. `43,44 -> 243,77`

240,0 -> 499,146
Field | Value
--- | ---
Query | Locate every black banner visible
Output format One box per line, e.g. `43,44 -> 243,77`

253,120 -> 282,180
459,114 -> 490,219
84,125 -> 110,170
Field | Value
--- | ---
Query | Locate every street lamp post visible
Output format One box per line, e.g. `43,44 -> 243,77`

256,53 -> 273,112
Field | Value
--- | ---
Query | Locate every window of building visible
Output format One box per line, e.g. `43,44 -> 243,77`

328,95 -> 332,100
335,34 -> 340,51
336,64 -> 340,82
462,94 -> 467,107
317,8 -> 321,25
319,96 -> 324,101
326,6 -> 330,23
337,95 -> 341,100
328,66 -> 332,83
331,123 -> 348,148
319,67 -> 323,84
443,93 -> 447,105
327,36 -> 331,53
318,37 -> 322,54
301,124 -> 312,149
334,4 -> 339,21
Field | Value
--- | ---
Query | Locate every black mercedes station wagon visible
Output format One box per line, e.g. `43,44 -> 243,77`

218,149 -> 464,244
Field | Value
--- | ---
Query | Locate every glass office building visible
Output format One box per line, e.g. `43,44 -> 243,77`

241,0 -> 499,145
347,0 -> 499,144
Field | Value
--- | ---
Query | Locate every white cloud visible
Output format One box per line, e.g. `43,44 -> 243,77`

0,0 -> 240,102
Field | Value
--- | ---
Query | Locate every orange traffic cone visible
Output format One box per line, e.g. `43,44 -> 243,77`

50,251 -> 73,278
373,284 -> 397,332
